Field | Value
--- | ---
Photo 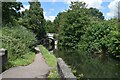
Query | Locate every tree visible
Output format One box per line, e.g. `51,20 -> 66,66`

89,8 -> 104,20
45,20 -> 55,33
2,1 -> 23,25
77,18 -> 120,60
54,1 -> 99,48
69,1 -> 87,10
54,1 -> 105,35
53,1 -> 120,78
21,0 -> 46,40
54,12 -> 67,33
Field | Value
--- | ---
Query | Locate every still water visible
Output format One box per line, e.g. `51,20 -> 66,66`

53,47 -> 120,80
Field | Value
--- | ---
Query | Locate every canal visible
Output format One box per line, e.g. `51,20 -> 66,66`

53,47 -> 120,80
43,33 -> 120,79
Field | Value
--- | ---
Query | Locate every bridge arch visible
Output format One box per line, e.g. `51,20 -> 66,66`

40,33 -> 55,51
46,33 -> 55,51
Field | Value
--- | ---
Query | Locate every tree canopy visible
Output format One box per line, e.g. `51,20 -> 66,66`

45,20 -> 55,33
20,0 -> 46,40
54,1 -> 119,60
2,1 -> 23,25
54,1 -> 104,48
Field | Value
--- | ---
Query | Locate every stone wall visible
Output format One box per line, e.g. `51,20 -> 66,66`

57,58 -> 76,80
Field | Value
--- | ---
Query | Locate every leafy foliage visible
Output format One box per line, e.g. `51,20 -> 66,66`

55,1 -> 102,48
1,0 -> 47,69
77,19 -> 120,59
45,20 -> 55,33
89,8 -> 104,20
54,12 -> 67,33
54,1 -> 119,59
1,26 -> 37,67
2,1 -> 23,25
19,0 -> 46,40
54,1 -> 120,78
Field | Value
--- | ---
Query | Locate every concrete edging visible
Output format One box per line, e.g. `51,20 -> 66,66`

57,58 -> 76,80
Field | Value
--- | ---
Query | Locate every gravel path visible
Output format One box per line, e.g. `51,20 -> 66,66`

1,52 -> 50,79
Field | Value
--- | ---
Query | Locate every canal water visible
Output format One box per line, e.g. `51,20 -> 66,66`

53,47 -> 120,80
44,37 -> 120,79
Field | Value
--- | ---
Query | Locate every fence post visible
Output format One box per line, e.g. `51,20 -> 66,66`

0,48 -> 8,73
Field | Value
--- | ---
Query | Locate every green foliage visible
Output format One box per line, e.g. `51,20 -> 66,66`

54,12 -> 67,33
45,20 -> 55,33
69,1 -> 87,9
89,8 -> 104,20
20,0 -> 46,40
2,2 -> 23,25
1,26 -> 37,68
55,1 -> 102,48
77,19 -> 120,60
7,52 -> 35,68
55,1 -> 119,59
54,1 -> 104,37
53,1 -> 120,78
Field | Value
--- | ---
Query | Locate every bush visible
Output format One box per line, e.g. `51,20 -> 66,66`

1,26 -> 37,68
77,19 -> 120,60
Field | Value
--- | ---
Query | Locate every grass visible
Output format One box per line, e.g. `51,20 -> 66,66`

39,45 -> 60,79
39,45 -> 56,67
10,52 -> 35,66
5,52 -> 35,70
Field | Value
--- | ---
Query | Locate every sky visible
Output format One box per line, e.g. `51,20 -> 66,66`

19,0 -> 120,21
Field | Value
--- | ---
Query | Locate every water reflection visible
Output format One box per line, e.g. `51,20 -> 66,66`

53,47 -> 120,79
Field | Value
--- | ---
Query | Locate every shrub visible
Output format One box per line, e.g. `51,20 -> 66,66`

77,19 -> 120,60
1,26 -> 37,68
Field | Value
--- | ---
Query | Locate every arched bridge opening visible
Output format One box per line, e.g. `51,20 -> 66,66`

40,33 -> 56,51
